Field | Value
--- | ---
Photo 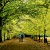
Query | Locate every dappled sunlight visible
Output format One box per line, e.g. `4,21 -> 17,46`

0,0 -> 50,50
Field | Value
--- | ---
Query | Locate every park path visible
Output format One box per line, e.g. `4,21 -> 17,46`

0,37 -> 35,45
0,37 -> 50,50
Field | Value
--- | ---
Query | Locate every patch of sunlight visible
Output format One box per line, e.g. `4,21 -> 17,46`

21,14 -> 30,19
36,0 -> 44,5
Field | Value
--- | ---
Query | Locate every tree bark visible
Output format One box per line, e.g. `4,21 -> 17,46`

39,35 -> 40,42
0,17 -> 2,42
44,29 -> 46,43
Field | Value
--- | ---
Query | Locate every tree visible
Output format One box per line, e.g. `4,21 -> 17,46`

41,0 -> 50,43
0,0 -> 17,42
0,0 -> 50,42
36,0 -> 50,43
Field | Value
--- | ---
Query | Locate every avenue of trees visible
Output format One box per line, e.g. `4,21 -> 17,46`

0,0 -> 50,42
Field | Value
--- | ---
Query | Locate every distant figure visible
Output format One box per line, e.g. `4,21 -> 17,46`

21,34 -> 23,39
19,33 -> 25,42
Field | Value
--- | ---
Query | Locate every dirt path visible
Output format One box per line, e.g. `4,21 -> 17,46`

0,37 -> 50,50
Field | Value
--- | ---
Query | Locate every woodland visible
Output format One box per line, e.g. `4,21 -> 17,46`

0,0 -> 50,42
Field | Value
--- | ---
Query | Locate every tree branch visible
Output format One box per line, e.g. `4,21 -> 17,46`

0,1 -> 10,12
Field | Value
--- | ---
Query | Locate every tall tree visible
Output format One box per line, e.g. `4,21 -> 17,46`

0,0 -> 16,42
37,0 -> 50,43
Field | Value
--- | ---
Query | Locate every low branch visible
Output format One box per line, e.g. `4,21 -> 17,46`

0,1 -> 10,12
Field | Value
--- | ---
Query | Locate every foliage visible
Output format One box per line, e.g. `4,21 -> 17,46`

0,0 -> 50,41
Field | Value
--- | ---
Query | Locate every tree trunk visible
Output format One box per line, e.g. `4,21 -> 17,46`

0,17 -> 2,42
44,29 -> 46,43
39,35 -> 40,42
39,27 -> 40,42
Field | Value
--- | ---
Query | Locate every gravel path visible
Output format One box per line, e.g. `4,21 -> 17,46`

0,37 -> 49,50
